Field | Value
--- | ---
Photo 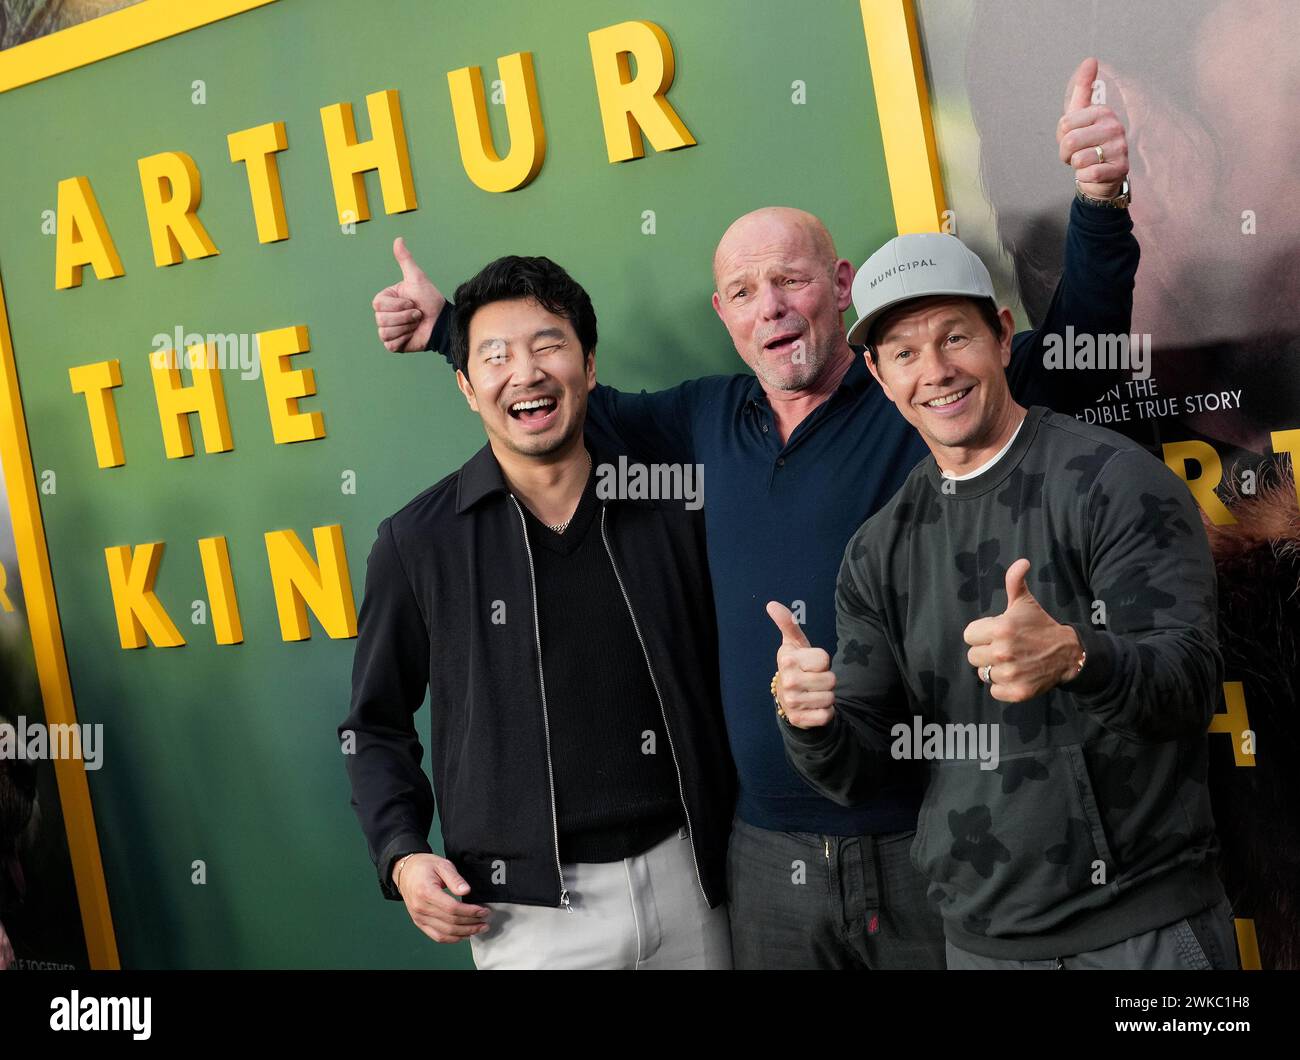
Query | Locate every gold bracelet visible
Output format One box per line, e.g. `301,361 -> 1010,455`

394,853 -> 416,893
770,671 -> 787,719
1061,644 -> 1087,685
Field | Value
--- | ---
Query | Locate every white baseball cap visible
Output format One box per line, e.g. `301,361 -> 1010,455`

846,232 -> 996,348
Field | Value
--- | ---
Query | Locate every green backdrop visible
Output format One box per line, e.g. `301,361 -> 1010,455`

0,0 -> 896,968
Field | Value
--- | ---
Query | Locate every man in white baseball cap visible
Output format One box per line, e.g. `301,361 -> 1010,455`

845,232 -> 997,349
771,232 -> 1236,970
849,232 -> 1021,467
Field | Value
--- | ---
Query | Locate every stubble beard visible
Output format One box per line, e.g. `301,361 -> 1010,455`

755,334 -> 835,392
498,404 -> 583,460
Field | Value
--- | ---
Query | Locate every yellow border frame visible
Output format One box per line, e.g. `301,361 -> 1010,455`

0,0 -> 279,972
0,0 -> 942,972
860,0 -> 947,234
0,276 -> 120,969
0,0 -> 278,93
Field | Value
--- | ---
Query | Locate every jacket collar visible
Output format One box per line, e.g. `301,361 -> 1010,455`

453,441 -> 509,514
454,432 -> 617,515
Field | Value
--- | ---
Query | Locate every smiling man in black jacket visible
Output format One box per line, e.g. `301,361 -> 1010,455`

339,256 -> 734,969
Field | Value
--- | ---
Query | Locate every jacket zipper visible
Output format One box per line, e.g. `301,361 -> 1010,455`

599,505 -> 708,905
509,495 -> 571,911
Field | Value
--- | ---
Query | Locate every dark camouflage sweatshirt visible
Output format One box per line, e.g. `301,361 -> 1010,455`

782,405 -> 1227,960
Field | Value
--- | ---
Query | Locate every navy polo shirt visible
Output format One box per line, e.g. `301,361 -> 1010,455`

586,361 -> 930,832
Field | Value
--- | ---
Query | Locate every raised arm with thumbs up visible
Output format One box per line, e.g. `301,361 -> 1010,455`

766,601 -> 836,729
766,564 -> 912,808
1057,56 -> 1129,200
372,236 -> 447,352
961,558 -> 1087,703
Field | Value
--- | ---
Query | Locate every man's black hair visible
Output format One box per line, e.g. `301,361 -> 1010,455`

450,255 -> 597,376
865,296 -> 1004,363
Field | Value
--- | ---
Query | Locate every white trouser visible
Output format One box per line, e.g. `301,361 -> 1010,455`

468,827 -> 732,969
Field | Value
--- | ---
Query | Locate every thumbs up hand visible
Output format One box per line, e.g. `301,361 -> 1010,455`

766,602 -> 836,729
962,559 -> 1086,703
372,236 -> 447,353
1057,56 -> 1129,200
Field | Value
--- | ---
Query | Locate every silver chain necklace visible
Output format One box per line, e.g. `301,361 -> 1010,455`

546,451 -> 591,534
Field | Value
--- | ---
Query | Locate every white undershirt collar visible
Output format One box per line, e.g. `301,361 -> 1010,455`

940,416 -> 1026,482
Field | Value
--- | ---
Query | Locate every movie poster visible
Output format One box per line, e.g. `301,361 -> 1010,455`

917,0 -> 1297,968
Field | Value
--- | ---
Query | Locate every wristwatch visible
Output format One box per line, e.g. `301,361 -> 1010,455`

1075,177 -> 1130,209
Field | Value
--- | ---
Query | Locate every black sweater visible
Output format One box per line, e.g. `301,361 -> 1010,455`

520,464 -> 682,862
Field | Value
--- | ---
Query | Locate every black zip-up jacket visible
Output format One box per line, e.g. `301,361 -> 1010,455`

340,437 -> 735,908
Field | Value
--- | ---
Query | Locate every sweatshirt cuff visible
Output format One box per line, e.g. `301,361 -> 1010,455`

377,833 -> 434,901
425,300 -> 455,358
779,710 -> 844,750
1063,622 -> 1119,700
1069,194 -> 1133,235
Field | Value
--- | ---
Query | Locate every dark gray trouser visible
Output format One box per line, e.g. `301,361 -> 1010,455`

726,815 -> 946,969
945,895 -> 1240,969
